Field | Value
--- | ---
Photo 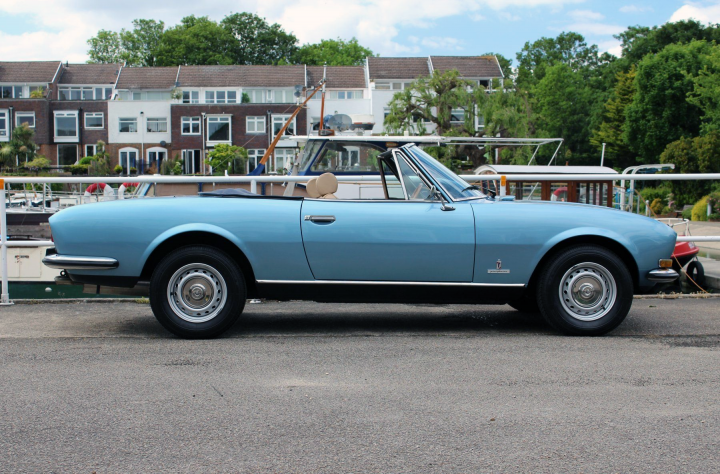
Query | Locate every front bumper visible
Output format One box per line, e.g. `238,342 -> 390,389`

43,253 -> 119,270
647,268 -> 679,282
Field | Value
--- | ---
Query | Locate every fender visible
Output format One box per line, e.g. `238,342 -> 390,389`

530,226 -> 640,275
139,223 -> 258,273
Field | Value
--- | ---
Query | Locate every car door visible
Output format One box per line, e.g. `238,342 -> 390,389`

300,151 -> 475,282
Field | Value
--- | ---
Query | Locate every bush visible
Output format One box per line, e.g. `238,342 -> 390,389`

130,167 -> 138,175
691,196 -> 709,221
649,198 -> 664,216
682,207 -> 693,219
710,213 -> 720,221
67,164 -> 89,175
114,164 -> 123,174
79,156 -> 94,165
661,132 -> 720,206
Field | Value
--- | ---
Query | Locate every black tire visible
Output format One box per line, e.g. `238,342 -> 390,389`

686,260 -> 705,287
537,245 -> 633,336
508,292 -> 540,313
150,245 -> 246,338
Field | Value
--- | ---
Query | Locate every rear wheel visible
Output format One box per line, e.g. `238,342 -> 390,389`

537,245 -> 633,336
150,245 -> 246,338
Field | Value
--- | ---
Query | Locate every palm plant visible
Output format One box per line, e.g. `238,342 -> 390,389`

0,123 -> 38,171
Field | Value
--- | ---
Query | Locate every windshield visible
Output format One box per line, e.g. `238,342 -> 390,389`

405,146 -> 485,200
298,140 -> 324,172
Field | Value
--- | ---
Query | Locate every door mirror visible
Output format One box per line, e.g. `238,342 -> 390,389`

429,186 -> 455,211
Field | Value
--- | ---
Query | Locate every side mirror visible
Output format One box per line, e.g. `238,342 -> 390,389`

429,186 -> 455,212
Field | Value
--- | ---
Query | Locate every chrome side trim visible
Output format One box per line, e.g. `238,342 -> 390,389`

647,268 -> 679,282
257,279 -> 525,287
42,254 -> 119,270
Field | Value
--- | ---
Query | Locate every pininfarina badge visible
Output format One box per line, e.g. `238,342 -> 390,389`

488,259 -> 510,274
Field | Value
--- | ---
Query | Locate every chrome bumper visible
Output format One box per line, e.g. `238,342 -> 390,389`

42,254 -> 119,270
647,268 -> 679,282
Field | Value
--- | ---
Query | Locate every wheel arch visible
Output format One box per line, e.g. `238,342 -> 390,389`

140,230 -> 259,298
526,235 -> 639,297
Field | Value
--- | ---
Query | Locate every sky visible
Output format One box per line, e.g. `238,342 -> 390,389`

1,1 -> 719,64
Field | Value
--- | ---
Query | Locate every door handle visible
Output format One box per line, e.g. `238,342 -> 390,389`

304,215 -> 336,223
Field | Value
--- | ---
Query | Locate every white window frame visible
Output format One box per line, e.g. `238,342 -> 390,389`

119,147 -> 139,172
206,115 -> 231,145
329,90 -> 362,100
84,112 -> 104,129
247,149 -> 266,173
54,111 -> 79,142
1,85 -> 25,98
15,112 -> 35,129
85,144 -> 97,157
272,114 -> 296,136
57,144 -> 78,166
181,116 -> 201,135
119,117 -> 138,133
146,117 -> 168,133
246,116 -> 266,134
273,148 -> 295,173
183,90 -> 199,104
204,90 -> 239,104
182,149 -> 202,174
0,110 -> 8,141
146,146 -> 167,167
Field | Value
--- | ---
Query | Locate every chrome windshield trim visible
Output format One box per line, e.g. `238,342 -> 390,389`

43,254 -> 119,270
257,280 -> 525,287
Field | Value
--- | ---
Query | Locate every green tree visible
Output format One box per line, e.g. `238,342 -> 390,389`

293,38 -> 374,66
221,13 -> 298,65
153,16 -> 236,66
206,144 -> 248,175
625,40 -> 711,164
590,67 -> 637,169
88,19 -> 165,66
87,30 -> 123,64
688,44 -> 720,134
616,20 -> 720,67
0,123 -> 39,170
515,32 -> 609,90
660,132 -> 720,205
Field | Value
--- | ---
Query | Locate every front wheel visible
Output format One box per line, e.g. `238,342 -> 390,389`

537,245 -> 633,336
150,245 -> 246,338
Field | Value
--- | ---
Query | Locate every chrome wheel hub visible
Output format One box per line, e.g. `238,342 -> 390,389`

167,263 -> 227,323
559,262 -> 616,322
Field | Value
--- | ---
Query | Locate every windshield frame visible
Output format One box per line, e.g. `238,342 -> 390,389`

403,145 -> 486,202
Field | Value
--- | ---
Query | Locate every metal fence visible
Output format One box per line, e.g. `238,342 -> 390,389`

2,172 -> 720,305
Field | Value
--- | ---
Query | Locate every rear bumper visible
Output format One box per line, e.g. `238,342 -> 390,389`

647,268 -> 679,282
43,253 -> 119,270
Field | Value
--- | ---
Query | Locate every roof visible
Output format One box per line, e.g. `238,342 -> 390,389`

430,56 -> 503,78
59,63 -> 122,85
116,66 -> 179,90
306,66 -> 366,89
475,165 -> 618,175
177,65 -> 244,87
240,65 -> 305,87
367,57 -> 430,80
0,61 -> 61,83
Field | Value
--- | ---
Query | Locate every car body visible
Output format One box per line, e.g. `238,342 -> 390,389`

44,145 -> 678,338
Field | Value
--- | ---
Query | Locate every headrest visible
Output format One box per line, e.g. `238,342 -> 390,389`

306,178 -> 320,198
316,173 -> 338,196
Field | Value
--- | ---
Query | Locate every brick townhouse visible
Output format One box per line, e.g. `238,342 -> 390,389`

1,56 -> 503,174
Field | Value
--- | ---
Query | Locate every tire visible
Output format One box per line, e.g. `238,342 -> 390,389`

150,245 -> 246,338
686,260 -> 705,287
508,292 -> 540,313
537,245 -> 633,336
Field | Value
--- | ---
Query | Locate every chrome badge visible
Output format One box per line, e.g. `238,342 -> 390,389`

488,259 -> 510,274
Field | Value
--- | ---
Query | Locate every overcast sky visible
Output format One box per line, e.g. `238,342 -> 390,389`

0,1 -> 717,64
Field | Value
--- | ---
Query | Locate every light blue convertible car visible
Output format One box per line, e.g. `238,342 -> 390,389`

44,145 -> 678,338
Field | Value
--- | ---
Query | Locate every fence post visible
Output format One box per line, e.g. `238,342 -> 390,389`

0,179 -> 12,305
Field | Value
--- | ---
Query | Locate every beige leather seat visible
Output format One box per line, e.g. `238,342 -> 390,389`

306,178 -> 320,198
316,173 -> 338,199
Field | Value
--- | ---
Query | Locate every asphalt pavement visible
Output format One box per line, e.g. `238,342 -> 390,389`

1,298 -> 719,473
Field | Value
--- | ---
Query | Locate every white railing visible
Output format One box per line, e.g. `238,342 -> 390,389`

1,172 -> 719,305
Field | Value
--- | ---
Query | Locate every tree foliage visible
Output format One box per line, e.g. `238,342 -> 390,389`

88,19 -> 164,66
590,67 -> 636,169
0,123 -> 39,169
660,132 -> 720,205
206,144 -> 248,175
221,13 -> 298,65
293,38 -> 374,66
154,16 -> 237,66
625,40 -> 710,164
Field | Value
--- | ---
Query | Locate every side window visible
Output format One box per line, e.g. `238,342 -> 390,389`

397,156 -> 433,200
381,160 -> 405,200
311,142 -> 383,173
